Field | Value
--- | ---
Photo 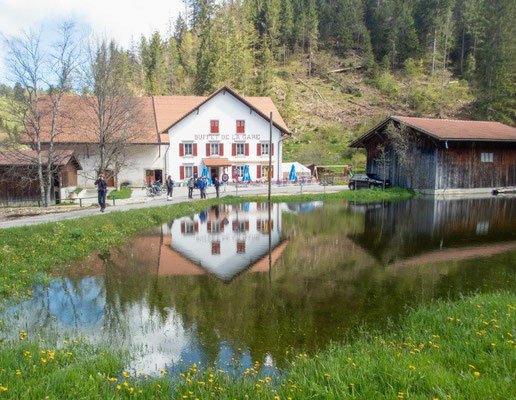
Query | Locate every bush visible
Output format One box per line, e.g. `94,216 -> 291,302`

107,187 -> 132,200
373,71 -> 402,99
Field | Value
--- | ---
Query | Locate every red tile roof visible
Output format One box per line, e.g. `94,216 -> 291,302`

27,86 -> 289,145
0,150 -> 82,168
393,116 -> 516,141
350,116 -> 516,147
202,158 -> 232,167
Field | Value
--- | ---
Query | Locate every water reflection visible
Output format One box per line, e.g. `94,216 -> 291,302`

3,198 -> 516,377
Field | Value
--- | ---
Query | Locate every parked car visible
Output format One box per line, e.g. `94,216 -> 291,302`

348,173 -> 391,190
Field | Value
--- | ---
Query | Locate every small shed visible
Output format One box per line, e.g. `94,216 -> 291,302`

349,116 -> 516,195
0,150 -> 82,205
281,162 -> 312,179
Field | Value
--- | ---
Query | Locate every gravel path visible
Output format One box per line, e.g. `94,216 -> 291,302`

0,184 -> 346,229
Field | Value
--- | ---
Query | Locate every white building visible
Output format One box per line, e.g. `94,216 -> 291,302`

32,86 -> 290,188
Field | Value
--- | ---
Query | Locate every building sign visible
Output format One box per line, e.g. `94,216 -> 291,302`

194,134 -> 261,141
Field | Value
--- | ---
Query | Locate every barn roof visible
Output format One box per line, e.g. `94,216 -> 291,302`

27,86 -> 289,145
0,150 -> 82,169
349,116 -> 516,147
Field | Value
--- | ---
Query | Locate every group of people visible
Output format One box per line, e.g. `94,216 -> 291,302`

95,173 -> 222,212
187,175 -> 221,199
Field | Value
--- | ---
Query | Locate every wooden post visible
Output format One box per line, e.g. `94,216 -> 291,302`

268,112 -> 273,202
268,112 -> 273,281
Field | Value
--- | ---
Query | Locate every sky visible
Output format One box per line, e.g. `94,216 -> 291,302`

0,0 -> 185,84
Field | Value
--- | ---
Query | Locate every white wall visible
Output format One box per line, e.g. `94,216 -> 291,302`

167,91 -> 283,182
64,144 -> 168,188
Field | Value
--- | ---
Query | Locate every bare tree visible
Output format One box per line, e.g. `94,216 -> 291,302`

82,40 -> 147,187
374,144 -> 391,190
385,122 -> 417,189
3,23 -> 79,206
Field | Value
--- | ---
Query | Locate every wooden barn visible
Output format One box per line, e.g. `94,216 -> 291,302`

0,150 -> 82,205
349,116 -> 516,195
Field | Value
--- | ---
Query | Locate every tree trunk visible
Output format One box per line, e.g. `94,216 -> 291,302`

431,28 -> 437,74
460,27 -> 465,76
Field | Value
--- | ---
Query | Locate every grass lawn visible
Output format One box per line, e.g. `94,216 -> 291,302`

0,188 -> 413,301
107,187 -> 132,200
0,291 -> 513,399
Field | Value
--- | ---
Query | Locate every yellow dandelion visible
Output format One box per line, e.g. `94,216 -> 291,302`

108,377 -> 117,382
0,387 -> 6,392
122,371 -> 129,378
123,382 -> 128,387
473,371 -> 480,377
15,370 -> 21,376
40,358 -> 47,364
409,365 -> 416,370
116,385 -> 121,390
160,369 -> 167,375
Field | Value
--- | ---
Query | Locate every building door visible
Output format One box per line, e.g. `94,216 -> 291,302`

145,169 -> 163,185
210,167 -> 218,180
103,170 -> 115,187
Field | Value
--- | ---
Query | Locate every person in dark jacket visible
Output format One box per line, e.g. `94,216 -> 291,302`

187,177 -> 194,199
94,174 -> 108,212
213,176 -> 221,198
166,175 -> 174,200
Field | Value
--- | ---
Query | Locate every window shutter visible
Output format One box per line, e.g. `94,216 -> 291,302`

271,143 -> 274,155
206,143 -> 210,156
245,221 -> 249,231
232,165 -> 237,179
194,166 -> 198,176
220,222 -> 224,232
232,220 -> 237,231
179,143 -> 184,156
180,166 -> 185,179
257,165 -> 261,178
210,120 -> 219,133
257,143 -> 261,156
270,220 -> 274,230
245,143 -> 249,156
236,120 -> 245,133
232,143 -> 236,156
271,165 -> 274,179
257,220 -> 262,231
180,222 -> 185,233
194,222 -> 199,232
219,143 -> 224,156
207,220 -> 212,232
193,144 -> 197,156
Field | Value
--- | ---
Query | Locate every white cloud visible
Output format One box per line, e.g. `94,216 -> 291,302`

0,0 -> 184,82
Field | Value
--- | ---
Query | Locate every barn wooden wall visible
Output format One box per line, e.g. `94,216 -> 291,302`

436,142 -> 516,189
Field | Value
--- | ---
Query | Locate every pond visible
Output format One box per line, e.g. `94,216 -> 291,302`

3,196 -> 516,377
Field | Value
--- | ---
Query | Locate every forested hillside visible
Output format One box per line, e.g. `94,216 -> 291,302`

1,0 -> 514,165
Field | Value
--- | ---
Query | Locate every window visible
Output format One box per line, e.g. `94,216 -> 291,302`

236,120 -> 245,133
210,143 -> 219,155
481,152 -> 493,163
184,143 -> 193,156
261,143 -> 269,155
211,241 -> 221,255
260,166 -> 268,178
235,165 -> 245,177
236,143 -> 245,155
210,120 -> 219,133
237,240 -> 246,254
185,166 -> 194,179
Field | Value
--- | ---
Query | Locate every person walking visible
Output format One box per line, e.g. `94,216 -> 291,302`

213,176 -> 220,198
94,174 -> 108,212
187,177 -> 194,199
198,177 -> 206,199
166,175 -> 174,200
